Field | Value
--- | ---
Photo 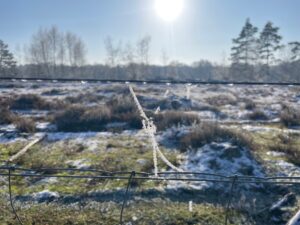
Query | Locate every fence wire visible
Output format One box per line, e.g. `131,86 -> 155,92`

1,165 -> 300,225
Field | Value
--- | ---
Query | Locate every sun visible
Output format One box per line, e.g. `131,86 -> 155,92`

155,0 -> 184,22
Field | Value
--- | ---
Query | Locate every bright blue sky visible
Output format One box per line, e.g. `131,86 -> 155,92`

1,0 -> 300,64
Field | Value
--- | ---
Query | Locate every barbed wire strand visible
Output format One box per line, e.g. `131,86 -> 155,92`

8,167 -> 23,225
1,77 -> 300,86
2,166 -> 300,184
120,171 -> 136,225
2,167 -> 300,224
224,175 -> 238,225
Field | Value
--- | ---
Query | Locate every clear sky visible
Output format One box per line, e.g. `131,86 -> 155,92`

1,0 -> 300,64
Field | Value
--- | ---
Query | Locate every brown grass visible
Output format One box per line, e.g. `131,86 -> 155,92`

0,108 -> 15,125
244,99 -> 256,110
154,111 -> 201,131
205,94 -> 238,106
53,95 -> 142,132
280,104 -> 300,127
180,122 -> 253,152
247,110 -> 269,121
14,117 -> 36,133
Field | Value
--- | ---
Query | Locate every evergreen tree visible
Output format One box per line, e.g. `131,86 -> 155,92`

0,40 -> 17,76
258,22 -> 282,66
231,18 -> 258,65
289,41 -> 300,61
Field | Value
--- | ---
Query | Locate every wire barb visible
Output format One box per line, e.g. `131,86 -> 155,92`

120,171 -> 136,225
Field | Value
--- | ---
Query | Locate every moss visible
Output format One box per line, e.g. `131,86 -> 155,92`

4,136 -> 179,195
0,142 -> 28,162
0,199 -> 245,225
246,130 -> 300,168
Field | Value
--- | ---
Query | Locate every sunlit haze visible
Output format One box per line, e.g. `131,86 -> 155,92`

1,0 -> 300,64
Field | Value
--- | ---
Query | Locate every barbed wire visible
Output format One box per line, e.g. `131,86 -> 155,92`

1,77 -> 300,86
2,165 -> 300,224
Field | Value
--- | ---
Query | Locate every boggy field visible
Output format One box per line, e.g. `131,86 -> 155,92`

0,80 -> 300,225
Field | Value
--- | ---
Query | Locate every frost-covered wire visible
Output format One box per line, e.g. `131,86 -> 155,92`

129,85 -> 183,176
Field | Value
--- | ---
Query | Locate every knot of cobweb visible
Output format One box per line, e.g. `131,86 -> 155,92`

129,85 -> 183,177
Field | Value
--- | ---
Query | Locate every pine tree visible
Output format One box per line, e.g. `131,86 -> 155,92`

231,18 -> 258,65
0,40 -> 17,76
289,42 -> 300,61
258,22 -> 282,66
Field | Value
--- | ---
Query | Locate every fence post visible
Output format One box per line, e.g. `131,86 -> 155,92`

120,171 -> 136,225
8,166 -> 23,225
224,175 -> 238,225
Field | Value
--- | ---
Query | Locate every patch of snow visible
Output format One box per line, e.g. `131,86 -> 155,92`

35,177 -> 58,185
267,151 -> 286,157
66,159 -> 90,169
168,142 -> 264,190
46,132 -> 106,142
33,190 -> 59,202
105,122 -> 127,129
275,160 -> 300,176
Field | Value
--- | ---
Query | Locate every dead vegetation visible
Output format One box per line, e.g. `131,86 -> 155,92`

153,111 -> 201,131
0,108 -> 15,125
54,95 -> 142,131
244,99 -> 256,110
205,94 -> 238,106
14,117 -> 36,133
270,133 -> 300,166
180,122 -> 254,152
11,94 -> 65,110
247,110 -> 269,121
280,104 -> 300,127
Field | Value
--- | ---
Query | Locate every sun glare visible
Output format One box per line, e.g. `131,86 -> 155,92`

155,0 -> 184,22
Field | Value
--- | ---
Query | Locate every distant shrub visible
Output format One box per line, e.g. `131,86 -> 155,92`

180,122 -> 253,152
205,94 -> 237,106
270,133 -> 300,166
107,95 -> 142,129
0,108 -> 15,125
154,111 -> 200,131
11,94 -> 64,110
66,92 -> 104,104
54,96 -> 142,132
54,105 -> 111,132
280,104 -> 300,127
244,99 -> 256,110
14,117 -> 36,133
42,89 -> 64,96
247,110 -> 269,121
0,96 -> 14,108
106,95 -> 136,114
81,107 -> 112,130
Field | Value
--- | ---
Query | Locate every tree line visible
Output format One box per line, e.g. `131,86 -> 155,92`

0,22 -> 300,82
230,18 -> 300,81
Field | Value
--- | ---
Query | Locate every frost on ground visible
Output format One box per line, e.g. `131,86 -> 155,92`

0,81 -> 300,224
167,141 -> 265,191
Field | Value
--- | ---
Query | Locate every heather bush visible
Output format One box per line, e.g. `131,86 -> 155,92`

280,104 -> 300,127
14,117 -> 36,133
247,110 -> 269,121
180,122 -> 253,152
154,111 -> 200,131
11,94 -> 64,110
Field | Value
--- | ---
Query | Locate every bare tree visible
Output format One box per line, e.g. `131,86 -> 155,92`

104,36 -> 122,68
28,26 -> 86,77
161,49 -> 169,77
65,32 -> 86,67
136,35 -> 151,65
136,35 -> 151,79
